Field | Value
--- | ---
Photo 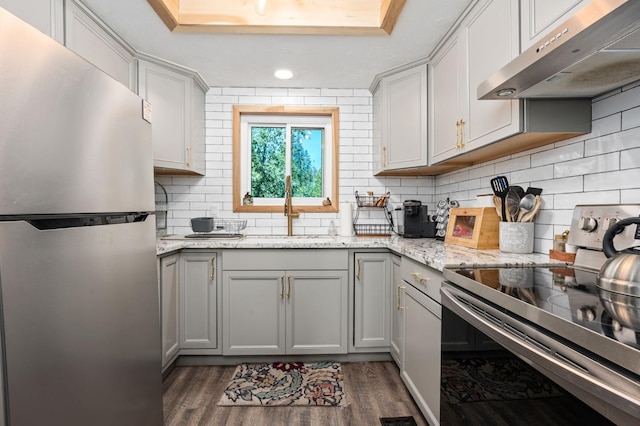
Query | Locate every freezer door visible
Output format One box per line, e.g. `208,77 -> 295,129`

0,9 -> 154,215
0,219 -> 163,426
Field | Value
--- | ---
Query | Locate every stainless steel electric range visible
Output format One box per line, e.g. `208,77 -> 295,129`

441,205 -> 640,425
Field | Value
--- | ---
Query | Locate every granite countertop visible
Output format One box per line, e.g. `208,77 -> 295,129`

157,234 -> 562,272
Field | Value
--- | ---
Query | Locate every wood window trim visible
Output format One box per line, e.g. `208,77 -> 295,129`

232,105 -> 340,213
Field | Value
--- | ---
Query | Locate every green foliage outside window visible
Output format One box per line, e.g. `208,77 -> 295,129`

251,127 -> 285,197
251,126 -> 323,198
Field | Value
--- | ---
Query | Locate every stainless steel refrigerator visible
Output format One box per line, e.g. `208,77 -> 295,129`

0,8 -> 163,426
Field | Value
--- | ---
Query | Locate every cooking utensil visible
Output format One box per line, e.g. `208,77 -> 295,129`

490,176 -> 509,222
525,186 -> 543,196
598,217 -> 640,297
517,193 -> 536,222
520,195 -> 541,222
492,195 -> 503,221
505,186 -> 522,222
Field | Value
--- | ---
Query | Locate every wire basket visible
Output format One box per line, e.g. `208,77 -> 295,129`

353,223 -> 392,237
215,219 -> 247,233
355,191 -> 390,207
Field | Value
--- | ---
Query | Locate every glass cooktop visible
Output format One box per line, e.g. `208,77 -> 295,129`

447,266 -> 640,351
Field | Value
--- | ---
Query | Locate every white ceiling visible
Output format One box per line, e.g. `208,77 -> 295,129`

81,0 -> 472,89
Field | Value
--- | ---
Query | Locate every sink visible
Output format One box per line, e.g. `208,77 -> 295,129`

184,233 -> 242,239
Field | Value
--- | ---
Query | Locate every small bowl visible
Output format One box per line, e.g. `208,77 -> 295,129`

191,217 -> 214,233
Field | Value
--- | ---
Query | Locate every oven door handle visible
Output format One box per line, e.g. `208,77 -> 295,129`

440,284 -> 640,424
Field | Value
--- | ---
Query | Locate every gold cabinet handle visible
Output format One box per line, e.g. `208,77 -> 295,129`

455,120 -> 460,148
382,146 -> 387,168
411,272 -> 428,284
459,119 -> 466,148
209,257 -> 215,280
397,285 -> 406,311
287,275 -> 292,299
280,275 -> 285,298
186,146 -> 192,166
356,257 -> 361,281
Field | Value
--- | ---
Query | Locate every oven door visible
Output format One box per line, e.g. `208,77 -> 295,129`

440,281 -> 639,425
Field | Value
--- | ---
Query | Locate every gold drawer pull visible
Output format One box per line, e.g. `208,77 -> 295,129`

280,275 -> 285,298
411,272 -> 428,284
397,285 -> 406,311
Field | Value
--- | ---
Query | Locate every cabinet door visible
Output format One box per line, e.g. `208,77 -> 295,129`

286,270 -> 348,355
429,35 -> 466,164
0,0 -> 64,43
463,0 -> 520,151
401,284 -> 441,426
138,60 -> 191,172
64,0 -> 136,90
223,270 -> 286,355
160,254 -> 180,368
520,0 -> 589,51
354,253 -> 391,348
180,253 -> 217,349
382,65 -> 428,170
390,255 -> 403,367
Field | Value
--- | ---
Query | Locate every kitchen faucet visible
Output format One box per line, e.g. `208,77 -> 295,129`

284,175 -> 299,236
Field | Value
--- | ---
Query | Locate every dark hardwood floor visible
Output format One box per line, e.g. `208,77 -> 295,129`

163,361 -> 428,426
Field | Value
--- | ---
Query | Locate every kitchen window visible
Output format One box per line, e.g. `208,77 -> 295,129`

232,106 -> 339,213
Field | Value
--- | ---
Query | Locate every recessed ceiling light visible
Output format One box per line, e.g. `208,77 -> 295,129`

274,69 -> 293,80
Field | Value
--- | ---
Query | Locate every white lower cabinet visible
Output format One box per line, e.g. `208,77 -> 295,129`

390,255 -> 403,367
399,257 -> 443,425
401,283 -> 441,426
222,250 -> 348,356
160,253 -> 179,369
180,252 -> 218,350
353,252 -> 391,348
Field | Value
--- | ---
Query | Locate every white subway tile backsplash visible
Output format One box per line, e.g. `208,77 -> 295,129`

552,191 -> 620,209
585,169 -> 640,191
554,152 -> 619,178
593,85 -> 640,119
511,165 -> 554,184
622,106 -> 640,130
531,143 -> 583,167
621,189 -> 640,203
621,147 -> 640,169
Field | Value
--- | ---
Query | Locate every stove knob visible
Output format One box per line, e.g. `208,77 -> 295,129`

579,216 -> 598,232
602,217 -> 617,231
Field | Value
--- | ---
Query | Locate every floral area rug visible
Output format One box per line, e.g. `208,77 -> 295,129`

441,357 -> 565,404
217,362 -> 346,407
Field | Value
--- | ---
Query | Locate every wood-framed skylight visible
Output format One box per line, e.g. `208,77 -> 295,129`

147,0 -> 407,35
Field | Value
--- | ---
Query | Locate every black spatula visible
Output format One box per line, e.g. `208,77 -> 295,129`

491,176 -> 509,222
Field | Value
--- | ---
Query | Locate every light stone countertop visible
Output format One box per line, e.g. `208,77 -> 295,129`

157,234 -> 563,272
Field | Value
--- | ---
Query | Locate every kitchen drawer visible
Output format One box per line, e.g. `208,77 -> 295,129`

223,249 -> 348,271
400,257 -> 442,303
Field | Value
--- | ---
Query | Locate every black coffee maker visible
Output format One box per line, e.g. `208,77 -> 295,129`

402,200 -> 436,238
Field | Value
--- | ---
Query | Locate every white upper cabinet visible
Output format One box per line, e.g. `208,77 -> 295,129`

430,35 -> 466,165
463,0 -> 520,152
430,0 -> 520,165
372,63 -> 428,174
64,0 -> 136,91
520,0 -> 590,51
0,0 -> 64,43
138,57 -> 207,175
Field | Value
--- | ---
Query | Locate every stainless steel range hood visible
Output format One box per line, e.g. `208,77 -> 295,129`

478,0 -> 640,100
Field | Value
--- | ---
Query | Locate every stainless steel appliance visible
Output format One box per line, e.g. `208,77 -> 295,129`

0,8 -> 163,426
479,0 -> 640,99
441,204 -> 640,425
